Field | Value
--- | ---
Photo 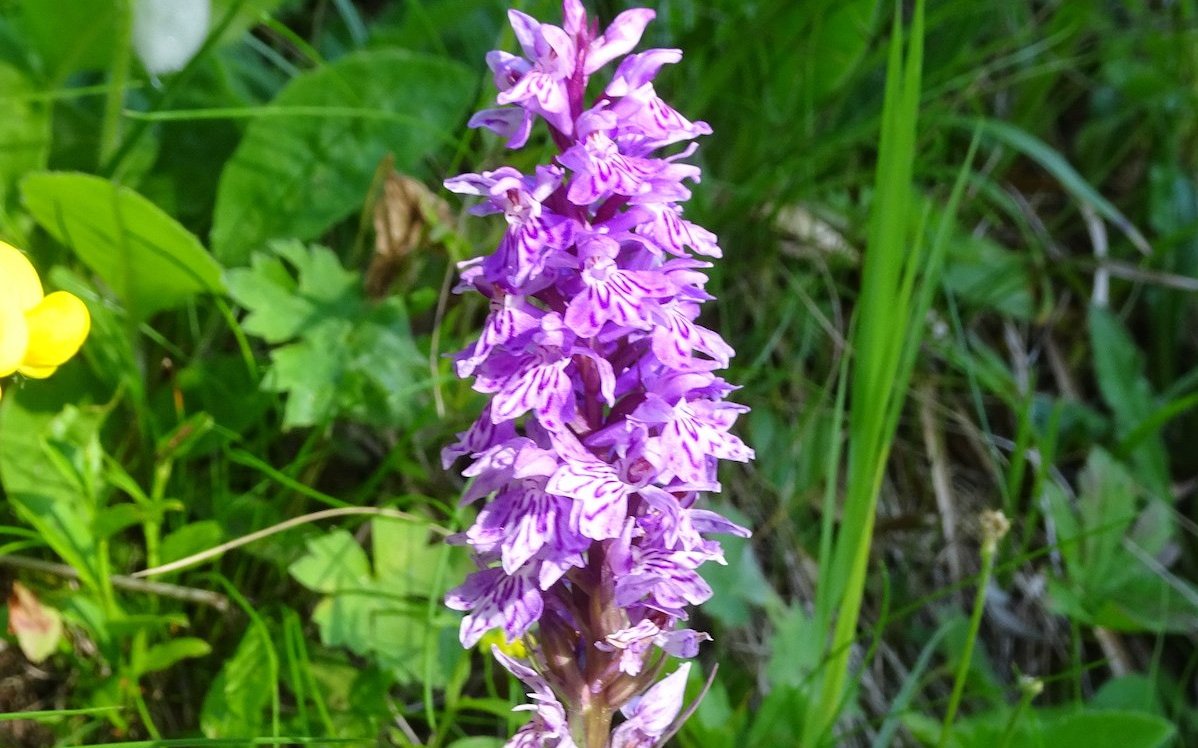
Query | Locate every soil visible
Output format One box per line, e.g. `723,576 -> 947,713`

0,645 -> 57,748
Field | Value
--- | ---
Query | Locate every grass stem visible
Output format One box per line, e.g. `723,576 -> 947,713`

937,510 -> 1010,748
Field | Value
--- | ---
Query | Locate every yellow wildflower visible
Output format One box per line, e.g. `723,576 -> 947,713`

0,241 -> 91,400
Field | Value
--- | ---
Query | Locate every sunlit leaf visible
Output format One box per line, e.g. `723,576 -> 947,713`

211,50 -> 473,265
21,172 -> 224,320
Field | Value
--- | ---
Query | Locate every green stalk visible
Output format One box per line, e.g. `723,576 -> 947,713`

99,0 -> 132,167
144,459 -> 173,571
937,511 -> 1010,748
996,676 -> 1043,748
130,632 -> 163,740
95,537 -> 119,618
580,703 -> 613,748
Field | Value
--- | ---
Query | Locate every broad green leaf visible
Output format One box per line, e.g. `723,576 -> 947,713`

1090,307 -> 1155,433
226,241 -> 423,428
289,519 -> 457,686
1091,675 -> 1163,715
288,529 -> 372,594
93,503 -> 146,540
372,517 -> 442,596
1039,710 -> 1175,748
688,677 -> 743,748
160,520 -> 225,565
745,686 -> 805,746
18,0 -> 121,77
0,391 -> 103,592
21,172 -> 224,320
907,707 -> 1174,748
137,637 -> 213,676
448,739 -> 506,748
1049,449 -> 1197,633
211,50 -> 474,265
303,659 -> 389,738
200,625 -> 274,738
1076,449 -> 1138,587
225,241 -> 360,343
764,604 -> 815,689
265,324 -> 350,427
1089,572 -> 1198,634
1089,306 -> 1169,494
0,64 -> 49,203
806,0 -> 878,102
344,300 -> 426,426
310,592 -> 404,662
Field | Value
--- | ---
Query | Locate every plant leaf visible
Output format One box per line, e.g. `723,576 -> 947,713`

138,637 -> 213,676
200,625 -> 274,738
211,50 -> 474,265
7,582 -> 64,664
21,172 -> 224,320
288,529 -> 372,594
0,394 -> 104,592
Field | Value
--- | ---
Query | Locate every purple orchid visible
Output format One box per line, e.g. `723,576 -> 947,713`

444,2 -> 752,746
609,663 -> 691,748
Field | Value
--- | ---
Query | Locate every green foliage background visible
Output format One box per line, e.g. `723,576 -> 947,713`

0,0 -> 1196,746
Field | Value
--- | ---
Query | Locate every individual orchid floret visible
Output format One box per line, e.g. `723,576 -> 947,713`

558,110 -> 661,205
609,663 -> 691,748
491,15 -> 577,136
446,166 -> 575,290
447,566 -> 545,648
581,8 -> 656,75
596,620 -> 711,677
443,1 -> 751,745
494,647 -> 580,748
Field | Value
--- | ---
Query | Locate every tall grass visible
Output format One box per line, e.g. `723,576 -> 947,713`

802,1 -> 934,743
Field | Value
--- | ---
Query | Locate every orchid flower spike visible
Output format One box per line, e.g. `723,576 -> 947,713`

444,2 -> 752,745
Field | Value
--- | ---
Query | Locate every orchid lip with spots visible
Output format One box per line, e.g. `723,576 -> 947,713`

442,2 -> 753,745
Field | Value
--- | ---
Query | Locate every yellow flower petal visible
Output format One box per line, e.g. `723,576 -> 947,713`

18,363 -> 58,380
22,291 -> 91,369
0,240 -> 45,313
0,296 -> 30,377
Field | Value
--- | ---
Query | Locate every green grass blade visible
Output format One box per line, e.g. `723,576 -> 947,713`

956,117 -> 1150,253
802,1 -> 927,742
0,707 -> 121,722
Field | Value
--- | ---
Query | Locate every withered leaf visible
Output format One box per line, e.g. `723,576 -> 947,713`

7,582 -> 63,664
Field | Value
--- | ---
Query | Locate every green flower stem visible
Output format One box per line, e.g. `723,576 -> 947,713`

581,702 -> 613,748
937,511 -> 1009,748
997,677 -> 1043,748
144,459 -> 173,571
